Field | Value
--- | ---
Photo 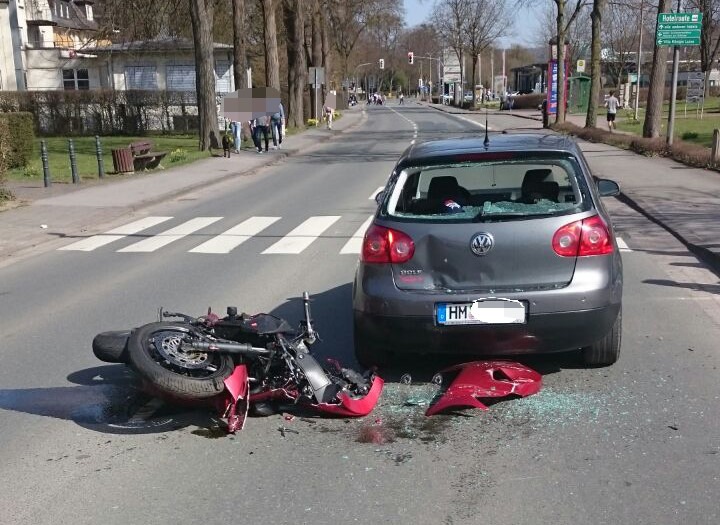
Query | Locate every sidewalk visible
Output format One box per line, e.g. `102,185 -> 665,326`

428,102 -> 720,272
0,107 -> 366,267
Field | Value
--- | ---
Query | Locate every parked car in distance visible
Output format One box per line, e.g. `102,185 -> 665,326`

353,133 -> 623,368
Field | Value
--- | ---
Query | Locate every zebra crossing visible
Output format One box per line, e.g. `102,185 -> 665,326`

58,214 -> 634,256
58,215 -> 375,255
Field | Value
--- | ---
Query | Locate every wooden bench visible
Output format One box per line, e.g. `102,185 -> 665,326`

130,140 -> 168,170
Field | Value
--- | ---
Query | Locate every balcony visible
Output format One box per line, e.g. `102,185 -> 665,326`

26,1 -> 57,26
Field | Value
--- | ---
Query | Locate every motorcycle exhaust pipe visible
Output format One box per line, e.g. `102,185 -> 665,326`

183,341 -> 271,356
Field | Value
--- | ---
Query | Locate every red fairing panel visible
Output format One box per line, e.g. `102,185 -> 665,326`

221,365 -> 250,433
425,361 -> 542,416
315,376 -> 384,417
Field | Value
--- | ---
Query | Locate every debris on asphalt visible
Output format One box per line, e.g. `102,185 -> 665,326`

278,425 -> 299,438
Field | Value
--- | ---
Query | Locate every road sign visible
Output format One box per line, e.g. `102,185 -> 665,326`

308,67 -> 325,87
656,12 -> 702,46
576,59 -> 586,73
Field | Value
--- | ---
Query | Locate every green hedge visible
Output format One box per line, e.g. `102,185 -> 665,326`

0,112 -> 34,168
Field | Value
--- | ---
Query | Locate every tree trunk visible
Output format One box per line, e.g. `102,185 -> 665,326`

643,0 -> 671,138
556,0 -> 567,123
310,1 -> 322,118
320,7 -> 330,102
263,0 -> 281,89
585,0 -> 604,128
189,0 -> 218,151
284,0 -> 306,128
471,55 -> 478,106
232,0 -> 248,90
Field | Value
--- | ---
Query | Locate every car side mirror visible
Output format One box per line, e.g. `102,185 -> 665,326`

374,191 -> 386,205
597,179 -> 620,197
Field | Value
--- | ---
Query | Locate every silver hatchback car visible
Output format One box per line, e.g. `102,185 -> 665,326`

353,133 -> 623,367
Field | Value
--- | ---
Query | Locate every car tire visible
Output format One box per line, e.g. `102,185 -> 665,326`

582,308 -> 622,367
354,334 -> 391,369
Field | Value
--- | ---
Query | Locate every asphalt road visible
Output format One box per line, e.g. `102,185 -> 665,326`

1,101 -> 719,525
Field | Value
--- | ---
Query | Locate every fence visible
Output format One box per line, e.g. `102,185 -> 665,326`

0,90 -> 200,136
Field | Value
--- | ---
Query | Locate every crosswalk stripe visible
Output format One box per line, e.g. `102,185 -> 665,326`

189,216 -> 281,254
118,217 -> 223,253
58,216 -> 173,252
340,215 -> 374,254
369,186 -> 384,200
262,216 -> 341,254
616,237 -> 632,252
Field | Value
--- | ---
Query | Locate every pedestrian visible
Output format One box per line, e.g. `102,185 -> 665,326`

221,132 -> 231,158
253,115 -> 270,152
231,121 -> 242,153
271,102 -> 285,150
249,118 -> 261,152
323,105 -> 334,129
604,90 -> 620,132
399,92 -> 404,105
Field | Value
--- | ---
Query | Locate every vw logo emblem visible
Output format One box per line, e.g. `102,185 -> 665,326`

470,233 -> 494,256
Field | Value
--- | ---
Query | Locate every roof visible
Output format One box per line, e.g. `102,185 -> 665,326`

90,37 -> 232,53
397,133 -> 579,167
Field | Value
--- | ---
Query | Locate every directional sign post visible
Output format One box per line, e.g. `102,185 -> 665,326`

656,12 -> 702,46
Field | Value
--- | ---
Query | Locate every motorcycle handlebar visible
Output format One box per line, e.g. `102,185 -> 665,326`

184,341 -> 271,356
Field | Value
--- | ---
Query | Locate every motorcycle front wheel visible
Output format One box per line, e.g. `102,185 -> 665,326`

128,322 -> 235,401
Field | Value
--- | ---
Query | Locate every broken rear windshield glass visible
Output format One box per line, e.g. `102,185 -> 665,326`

384,157 -> 589,222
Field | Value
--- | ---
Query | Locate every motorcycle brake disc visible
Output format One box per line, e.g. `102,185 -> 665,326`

151,331 -> 211,370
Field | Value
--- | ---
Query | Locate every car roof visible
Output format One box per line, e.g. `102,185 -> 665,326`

396,133 -> 581,168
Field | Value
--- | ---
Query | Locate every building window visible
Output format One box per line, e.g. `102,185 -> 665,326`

125,66 -> 158,89
166,65 -> 196,91
54,0 -> 70,18
63,69 -> 89,90
215,61 -> 232,93
85,5 -> 93,20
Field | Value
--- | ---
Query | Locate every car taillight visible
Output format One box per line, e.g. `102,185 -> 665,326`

552,215 -> 613,257
361,224 -> 415,263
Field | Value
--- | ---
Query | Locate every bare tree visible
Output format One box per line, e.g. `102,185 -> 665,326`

463,0 -> 512,105
189,0 -> 218,151
586,0 -> 605,128
284,0 -> 306,127
263,0 -> 281,89
603,1 -> 641,86
643,0 -> 671,138
233,0 -> 249,90
431,0 -> 470,104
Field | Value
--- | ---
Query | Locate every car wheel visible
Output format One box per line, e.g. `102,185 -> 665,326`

582,308 -> 622,367
354,333 -> 390,369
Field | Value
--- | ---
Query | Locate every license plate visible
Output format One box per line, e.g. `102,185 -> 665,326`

436,299 -> 527,325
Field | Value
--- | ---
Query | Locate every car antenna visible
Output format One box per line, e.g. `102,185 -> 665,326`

483,109 -> 490,148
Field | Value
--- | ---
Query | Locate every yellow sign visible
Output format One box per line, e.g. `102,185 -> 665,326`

576,59 -> 586,73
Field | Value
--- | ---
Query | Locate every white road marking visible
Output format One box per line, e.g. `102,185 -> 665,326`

369,186 -> 385,200
118,217 -> 223,252
616,237 -> 632,252
189,216 -> 281,254
262,216 -> 341,254
340,215 -> 374,254
58,216 -> 173,251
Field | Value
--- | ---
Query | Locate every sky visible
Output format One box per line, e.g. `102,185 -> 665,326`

402,0 -> 542,48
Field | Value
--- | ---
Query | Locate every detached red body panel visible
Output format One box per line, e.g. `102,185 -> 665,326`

221,365 -> 250,433
315,375 -> 384,417
425,361 -> 542,416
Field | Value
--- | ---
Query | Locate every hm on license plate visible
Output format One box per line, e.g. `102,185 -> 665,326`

436,299 -> 526,325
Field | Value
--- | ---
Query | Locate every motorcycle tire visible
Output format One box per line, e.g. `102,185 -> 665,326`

128,322 -> 235,401
92,330 -> 131,363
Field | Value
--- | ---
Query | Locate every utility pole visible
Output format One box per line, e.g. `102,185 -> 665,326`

667,0 -> 682,145
634,0 -> 644,121
490,49 -> 494,94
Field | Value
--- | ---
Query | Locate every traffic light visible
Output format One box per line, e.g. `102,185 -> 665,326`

408,52 -> 414,65
379,58 -> 384,70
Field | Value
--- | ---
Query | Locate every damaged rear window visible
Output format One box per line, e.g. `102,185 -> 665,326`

384,157 -> 590,222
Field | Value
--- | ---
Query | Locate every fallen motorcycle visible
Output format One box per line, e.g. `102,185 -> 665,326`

92,292 -> 383,432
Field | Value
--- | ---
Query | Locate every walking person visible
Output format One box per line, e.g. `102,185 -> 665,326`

605,90 -> 620,132
252,115 -> 270,152
323,105 -> 334,130
271,102 -> 285,150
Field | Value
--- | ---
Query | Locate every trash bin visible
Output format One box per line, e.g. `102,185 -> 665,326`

111,147 -> 134,173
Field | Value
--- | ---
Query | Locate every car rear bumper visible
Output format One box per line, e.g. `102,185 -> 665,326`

353,304 -> 621,355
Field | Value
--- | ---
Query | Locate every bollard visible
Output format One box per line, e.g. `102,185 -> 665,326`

712,129 -> 720,164
95,135 -> 105,179
40,139 -> 51,188
68,139 -> 79,184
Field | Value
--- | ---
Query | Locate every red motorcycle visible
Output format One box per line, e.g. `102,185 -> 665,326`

92,292 -> 383,432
